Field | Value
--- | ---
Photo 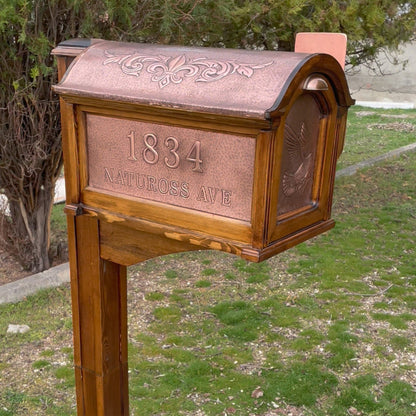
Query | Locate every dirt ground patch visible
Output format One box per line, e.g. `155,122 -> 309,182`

367,121 -> 416,132
0,216 -> 68,285
0,246 -> 31,285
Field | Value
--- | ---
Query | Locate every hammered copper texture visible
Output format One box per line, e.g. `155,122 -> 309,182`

87,114 -> 256,221
277,94 -> 321,216
55,40 -> 311,119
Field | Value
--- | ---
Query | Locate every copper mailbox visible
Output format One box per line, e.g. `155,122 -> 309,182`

53,39 -> 354,263
52,39 -> 354,415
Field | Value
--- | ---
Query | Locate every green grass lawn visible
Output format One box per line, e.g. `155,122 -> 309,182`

1,107 -> 416,415
337,106 -> 416,170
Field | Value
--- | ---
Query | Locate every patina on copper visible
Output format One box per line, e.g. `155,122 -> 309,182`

87,114 -> 256,221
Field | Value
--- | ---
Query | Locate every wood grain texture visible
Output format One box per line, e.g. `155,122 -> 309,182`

81,188 -> 253,244
83,207 -> 251,265
61,97 -> 270,134
71,215 -> 129,415
242,219 -> 335,262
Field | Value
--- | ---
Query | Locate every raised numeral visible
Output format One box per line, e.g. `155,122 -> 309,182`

127,131 -> 137,161
164,136 -> 180,169
143,133 -> 159,165
128,131 -> 203,172
186,140 -> 203,172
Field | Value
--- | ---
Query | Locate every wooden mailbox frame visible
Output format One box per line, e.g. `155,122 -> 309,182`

52,39 -> 353,415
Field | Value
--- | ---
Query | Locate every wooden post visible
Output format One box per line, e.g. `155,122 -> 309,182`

67,213 -> 129,415
53,41 -> 129,415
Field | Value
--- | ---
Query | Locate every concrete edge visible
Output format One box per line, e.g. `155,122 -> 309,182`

355,100 -> 415,110
336,142 -> 416,178
0,262 -> 69,305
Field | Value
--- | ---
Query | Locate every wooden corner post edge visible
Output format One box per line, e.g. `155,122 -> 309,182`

71,214 -> 128,415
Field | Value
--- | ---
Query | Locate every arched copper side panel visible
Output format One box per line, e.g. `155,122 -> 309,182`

277,94 -> 323,216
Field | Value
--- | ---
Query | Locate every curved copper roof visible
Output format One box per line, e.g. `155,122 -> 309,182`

54,40 -> 352,119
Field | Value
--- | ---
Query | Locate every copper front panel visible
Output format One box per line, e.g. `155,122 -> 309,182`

86,115 -> 255,221
277,94 -> 322,216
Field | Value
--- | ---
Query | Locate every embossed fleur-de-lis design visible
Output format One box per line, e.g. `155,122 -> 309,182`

147,54 -> 200,88
282,122 -> 314,197
103,50 -> 273,88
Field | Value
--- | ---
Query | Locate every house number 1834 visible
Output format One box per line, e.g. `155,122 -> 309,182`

127,131 -> 203,173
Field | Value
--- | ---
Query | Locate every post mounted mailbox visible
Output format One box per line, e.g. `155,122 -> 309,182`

52,39 -> 353,415
54,39 -> 353,263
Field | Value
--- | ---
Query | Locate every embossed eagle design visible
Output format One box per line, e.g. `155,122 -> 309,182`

282,122 -> 314,197
103,50 -> 273,88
